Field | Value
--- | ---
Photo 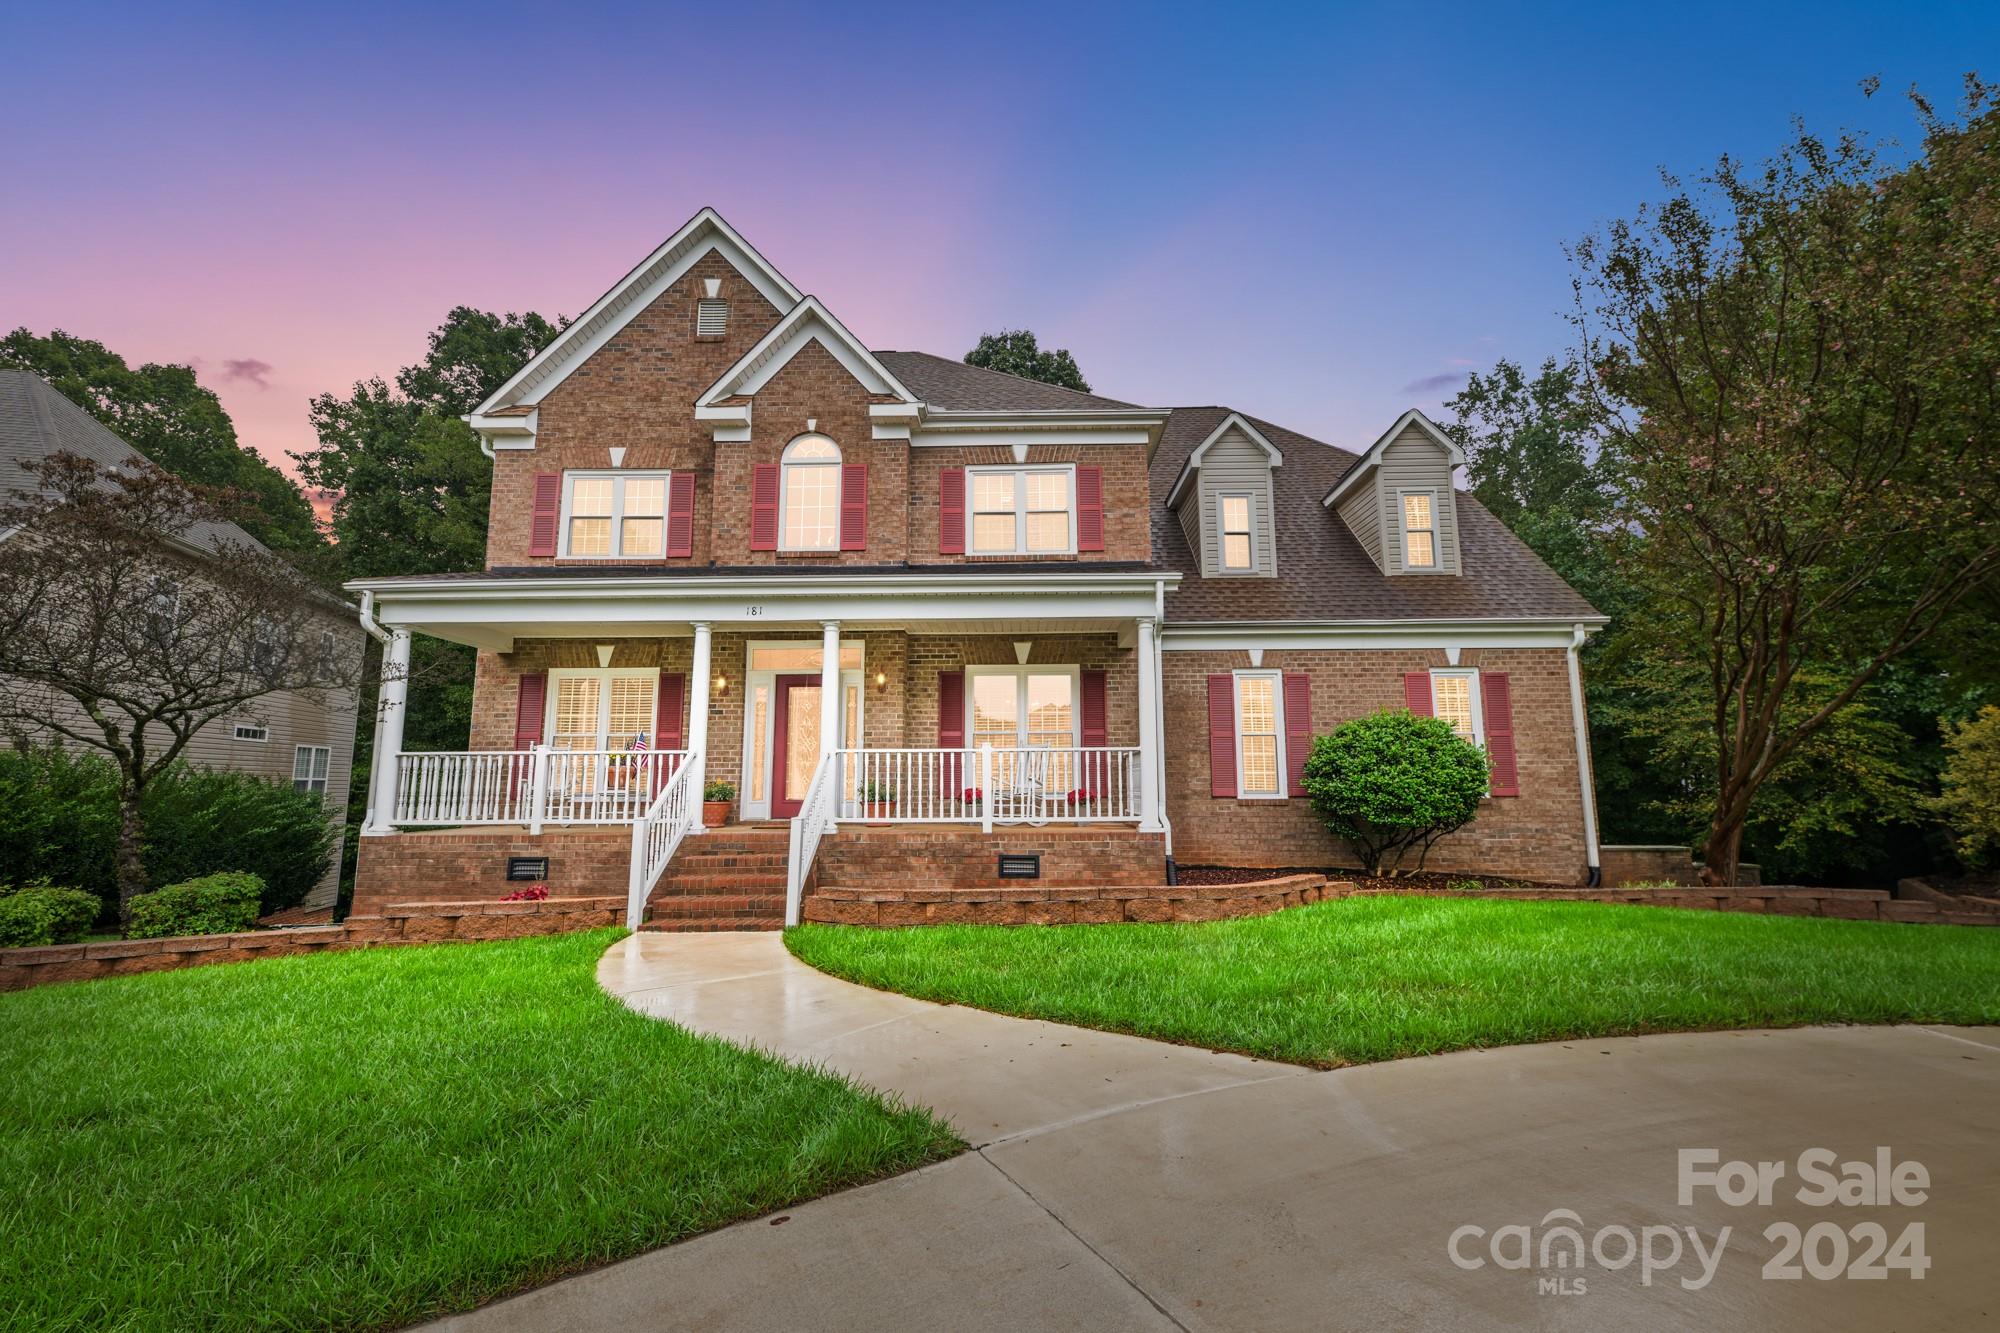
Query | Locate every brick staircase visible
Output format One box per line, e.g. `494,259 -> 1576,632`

641,824 -> 789,932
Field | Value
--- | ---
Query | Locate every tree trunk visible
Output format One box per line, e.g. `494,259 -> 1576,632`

116,784 -> 148,927
1698,817 -> 1743,888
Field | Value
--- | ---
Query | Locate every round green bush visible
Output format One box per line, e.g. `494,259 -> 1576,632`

0,881 -> 103,948
1300,710 -> 1491,875
124,872 -> 266,940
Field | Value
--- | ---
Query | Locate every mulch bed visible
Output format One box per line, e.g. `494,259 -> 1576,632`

1175,866 -> 1566,893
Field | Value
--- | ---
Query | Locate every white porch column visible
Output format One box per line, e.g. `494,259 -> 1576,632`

818,620 -> 841,760
364,627 -> 411,833
687,621 -> 712,834
1136,617 -> 1163,832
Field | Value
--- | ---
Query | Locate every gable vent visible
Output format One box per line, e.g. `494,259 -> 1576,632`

696,299 -> 729,337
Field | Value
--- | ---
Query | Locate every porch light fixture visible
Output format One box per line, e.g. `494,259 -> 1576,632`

713,673 -> 729,694
873,671 -> 887,690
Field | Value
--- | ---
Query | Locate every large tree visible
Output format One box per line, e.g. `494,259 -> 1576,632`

1576,80 -> 2000,886
964,329 -> 1092,392
0,457 -> 358,922
0,329 -> 324,558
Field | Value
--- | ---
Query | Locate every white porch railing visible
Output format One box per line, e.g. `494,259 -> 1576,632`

626,752 -> 701,928
833,745 -> 1142,828
785,751 -> 841,927
391,748 -> 688,829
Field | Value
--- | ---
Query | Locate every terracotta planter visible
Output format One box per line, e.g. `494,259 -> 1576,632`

701,800 -> 730,828
862,801 -> 898,820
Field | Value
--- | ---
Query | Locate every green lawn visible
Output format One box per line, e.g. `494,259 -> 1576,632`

787,896 -> 2000,1067
0,929 -> 960,1332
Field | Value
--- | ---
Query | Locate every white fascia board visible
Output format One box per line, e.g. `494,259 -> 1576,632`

1162,412 -> 1279,508
911,426 -> 1155,448
465,408 -> 538,449
1160,616 -> 1609,652
696,297 -> 919,408
1321,408 -> 1466,508
472,208 -> 805,416
869,402 -> 922,421
910,411 -> 1164,450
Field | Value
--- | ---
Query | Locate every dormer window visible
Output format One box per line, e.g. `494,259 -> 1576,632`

1219,494 -> 1255,571
1401,492 -> 1438,569
781,434 -> 842,552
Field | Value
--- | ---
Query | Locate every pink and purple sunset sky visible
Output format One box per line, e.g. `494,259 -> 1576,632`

4,1 -> 1993,478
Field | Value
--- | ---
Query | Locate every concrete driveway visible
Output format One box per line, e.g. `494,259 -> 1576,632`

428,933 -> 2000,1332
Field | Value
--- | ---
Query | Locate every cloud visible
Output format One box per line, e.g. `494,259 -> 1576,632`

220,358 -> 274,388
1400,370 -> 1468,395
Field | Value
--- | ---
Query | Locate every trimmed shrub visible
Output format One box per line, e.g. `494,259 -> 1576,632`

1300,710 -> 1491,876
125,872 -> 266,939
0,749 -> 335,917
0,880 -> 103,948
1934,705 -> 2000,869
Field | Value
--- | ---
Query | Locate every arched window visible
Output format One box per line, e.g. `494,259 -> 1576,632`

781,434 -> 841,551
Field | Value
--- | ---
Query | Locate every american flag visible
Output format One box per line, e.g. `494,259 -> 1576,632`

628,730 -> 649,752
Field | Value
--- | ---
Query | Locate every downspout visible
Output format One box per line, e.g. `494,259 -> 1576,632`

1153,578 -> 1174,869
356,591 -> 394,838
1566,624 -> 1602,886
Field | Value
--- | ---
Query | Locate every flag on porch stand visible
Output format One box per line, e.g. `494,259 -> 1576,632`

629,730 -> 648,752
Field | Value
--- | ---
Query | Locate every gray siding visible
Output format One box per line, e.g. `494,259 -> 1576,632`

1374,423 -> 1460,575
1335,483 -> 1383,569
1189,426 -> 1277,577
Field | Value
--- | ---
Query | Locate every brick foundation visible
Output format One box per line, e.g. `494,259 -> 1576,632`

804,873 -> 1338,926
0,897 -> 626,992
353,827 -> 631,914
813,824 -> 1166,891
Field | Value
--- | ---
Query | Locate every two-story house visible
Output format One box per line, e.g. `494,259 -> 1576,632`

347,209 -> 1605,929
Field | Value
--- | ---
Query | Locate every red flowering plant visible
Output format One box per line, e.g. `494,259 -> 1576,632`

1064,788 -> 1097,806
960,787 -> 984,805
500,883 -> 550,902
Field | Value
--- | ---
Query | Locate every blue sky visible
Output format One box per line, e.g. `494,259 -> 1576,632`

2,1 -> 1993,465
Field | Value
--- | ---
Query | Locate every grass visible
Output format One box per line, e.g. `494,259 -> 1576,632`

787,896 -> 2000,1068
0,929 -> 961,1332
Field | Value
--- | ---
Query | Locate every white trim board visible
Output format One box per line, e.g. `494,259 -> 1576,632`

1163,412 -> 1282,509
696,296 -> 918,409
1320,408 -> 1466,509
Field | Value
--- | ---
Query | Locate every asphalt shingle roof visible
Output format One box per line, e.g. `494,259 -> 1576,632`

0,369 -> 263,554
1149,406 -> 1601,623
873,350 -> 1139,412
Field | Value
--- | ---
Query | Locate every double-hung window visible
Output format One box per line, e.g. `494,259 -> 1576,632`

548,668 -> 659,751
1219,494 -> 1254,571
1234,671 -> 1285,798
1428,669 -> 1483,745
562,472 -> 668,558
293,744 -> 331,796
969,466 -> 1073,556
1401,491 -> 1438,569
781,434 -> 842,552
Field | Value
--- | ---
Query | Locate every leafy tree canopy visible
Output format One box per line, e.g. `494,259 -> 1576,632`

964,329 -> 1092,392
0,328 -> 324,557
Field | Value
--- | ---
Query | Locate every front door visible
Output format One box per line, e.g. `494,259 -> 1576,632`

770,674 -> 823,818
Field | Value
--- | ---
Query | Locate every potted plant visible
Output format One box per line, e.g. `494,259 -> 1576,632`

702,779 -> 736,828
860,781 -> 898,820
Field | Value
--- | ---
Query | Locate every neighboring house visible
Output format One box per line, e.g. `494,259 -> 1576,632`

348,209 -> 1605,928
0,370 -> 362,908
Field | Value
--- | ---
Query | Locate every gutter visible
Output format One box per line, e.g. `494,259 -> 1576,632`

357,590 -> 391,645
1566,624 -> 1603,884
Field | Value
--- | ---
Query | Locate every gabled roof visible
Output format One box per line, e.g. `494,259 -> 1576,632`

1162,411 -> 1283,508
696,296 -> 919,408
0,370 -> 261,554
471,207 -> 805,417
1320,408 -> 1466,508
872,351 -> 1139,413
1150,405 -> 1600,624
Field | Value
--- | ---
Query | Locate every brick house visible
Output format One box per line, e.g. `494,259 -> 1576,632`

348,209 -> 1605,928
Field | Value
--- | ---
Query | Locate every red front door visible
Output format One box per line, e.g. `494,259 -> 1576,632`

770,674 -> 824,818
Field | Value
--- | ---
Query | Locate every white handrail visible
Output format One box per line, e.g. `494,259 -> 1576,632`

626,752 -> 701,928
391,748 -> 687,828
834,745 -> 1141,825
785,750 -> 842,927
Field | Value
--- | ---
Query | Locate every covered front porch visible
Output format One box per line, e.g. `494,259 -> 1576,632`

351,570 -> 1177,926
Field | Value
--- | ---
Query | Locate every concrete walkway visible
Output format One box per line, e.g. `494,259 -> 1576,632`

429,933 -> 2000,1332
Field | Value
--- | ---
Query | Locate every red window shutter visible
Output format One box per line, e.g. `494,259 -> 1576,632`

1207,674 -> 1237,798
840,463 -> 868,550
937,670 -> 966,794
529,474 -> 561,557
1075,465 -> 1104,551
1404,672 -> 1434,716
1080,670 -> 1108,746
656,671 -> 686,750
666,473 -> 696,558
939,466 -> 965,554
1482,672 -> 1519,797
1284,673 -> 1312,797
513,673 -> 547,748
750,463 -> 780,551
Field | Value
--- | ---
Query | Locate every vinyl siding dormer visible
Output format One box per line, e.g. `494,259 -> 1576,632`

1168,415 -> 1280,578
1325,410 -> 1465,576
